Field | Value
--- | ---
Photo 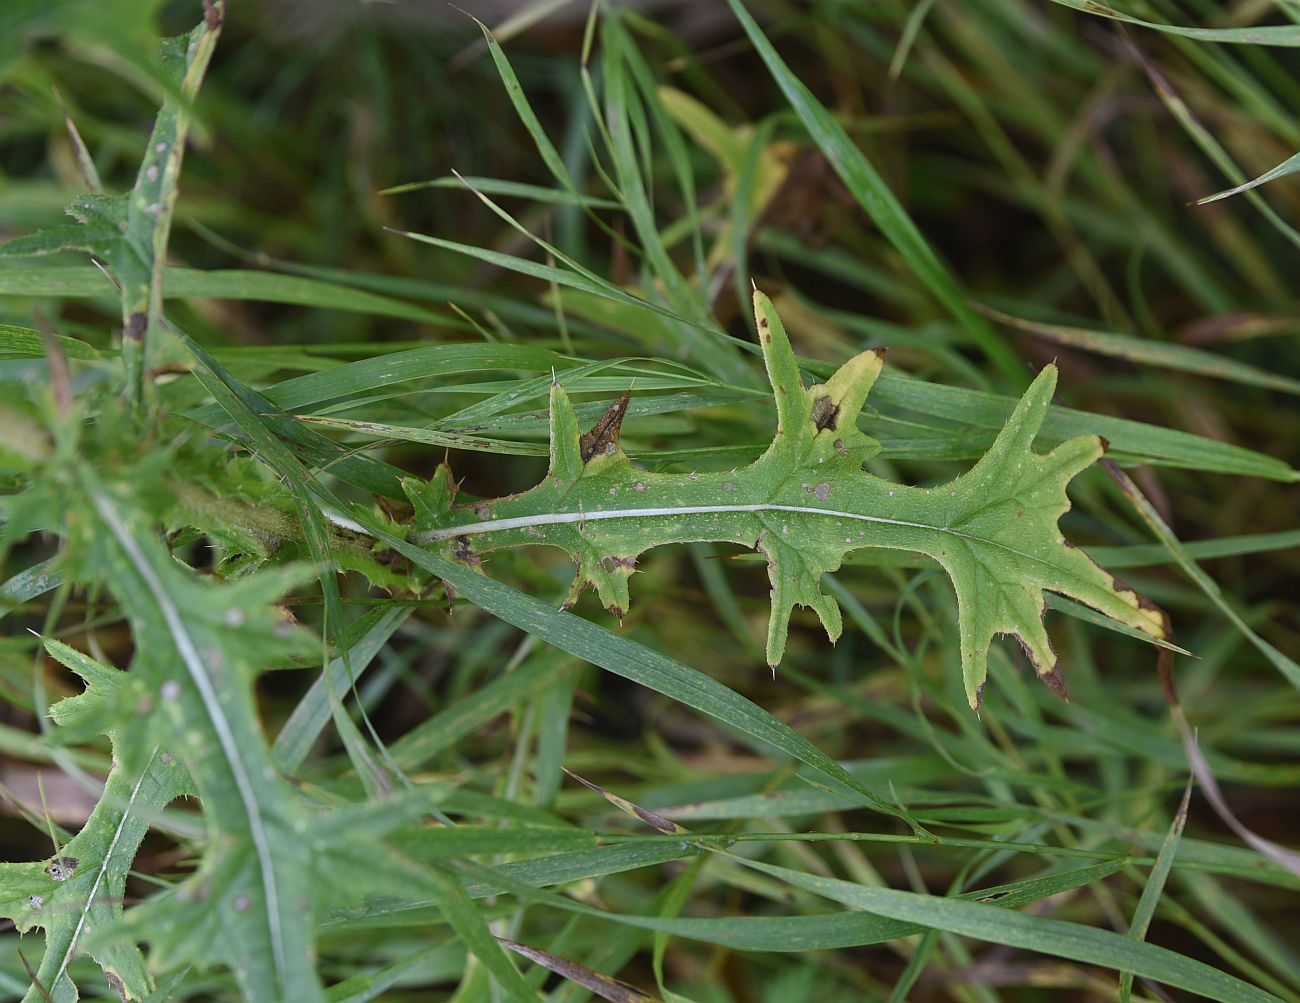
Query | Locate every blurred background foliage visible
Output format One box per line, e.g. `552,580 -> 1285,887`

1,0 -> 1299,999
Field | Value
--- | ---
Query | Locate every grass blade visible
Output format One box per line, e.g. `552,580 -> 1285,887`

725,0 -> 1026,385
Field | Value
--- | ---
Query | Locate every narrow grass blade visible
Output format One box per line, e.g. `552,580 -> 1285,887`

1102,460 -> 1300,690
726,0 -> 1026,385
370,527 -> 924,833
272,607 -> 411,773
1198,152 -> 1300,205
0,266 -> 447,325
1120,779 -> 1193,1001
422,864 -> 539,1002
975,303 -> 1300,396
734,856 -> 1279,1003
0,325 -> 101,361
1047,0 -> 1300,46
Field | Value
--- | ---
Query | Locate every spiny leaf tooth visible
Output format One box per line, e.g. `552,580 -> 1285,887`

568,551 -> 636,619
806,348 -> 886,465
757,529 -> 844,667
1042,433 -> 1106,486
812,347 -> 885,431
548,383 -> 583,485
996,364 -> 1057,456
763,586 -> 843,668
401,465 -> 456,530
812,590 -> 843,645
765,603 -> 792,669
752,289 -> 810,435
1008,591 -> 1063,693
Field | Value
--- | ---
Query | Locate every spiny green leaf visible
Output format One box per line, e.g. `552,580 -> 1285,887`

406,291 -> 1168,709
72,478 -> 326,1002
0,641 -> 191,1003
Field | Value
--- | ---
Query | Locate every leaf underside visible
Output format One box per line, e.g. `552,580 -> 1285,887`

408,291 -> 1169,709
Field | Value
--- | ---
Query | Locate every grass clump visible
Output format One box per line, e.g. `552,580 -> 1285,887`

1,1 -> 1298,1000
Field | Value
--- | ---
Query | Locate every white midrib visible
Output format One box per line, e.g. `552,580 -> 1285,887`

53,746 -> 159,993
92,491 -> 290,992
410,502 -> 1056,573
414,503 -> 939,541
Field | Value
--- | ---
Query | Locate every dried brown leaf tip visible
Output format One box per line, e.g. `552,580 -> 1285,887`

563,768 -> 686,834
580,390 -> 631,463
203,0 -> 225,29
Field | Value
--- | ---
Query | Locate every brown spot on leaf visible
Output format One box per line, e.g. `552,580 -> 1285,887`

1040,663 -> 1069,701
451,535 -> 482,569
810,395 -> 839,431
45,856 -> 78,881
104,971 -> 127,1003
203,0 -> 224,28
123,312 -> 146,342
580,390 -> 631,463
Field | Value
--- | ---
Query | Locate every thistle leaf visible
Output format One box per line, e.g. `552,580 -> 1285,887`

62,477 -> 327,1002
0,640 -> 191,1003
408,291 -> 1168,709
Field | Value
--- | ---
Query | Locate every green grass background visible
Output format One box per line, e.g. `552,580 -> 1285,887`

0,0 -> 1298,1000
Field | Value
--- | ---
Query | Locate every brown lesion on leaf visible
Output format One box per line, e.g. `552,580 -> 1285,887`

1109,572 -> 1178,703
599,555 -> 637,572
104,970 -> 128,1003
203,0 -> 225,28
810,395 -> 839,432
1040,662 -> 1069,700
1014,614 -> 1070,702
451,535 -> 482,569
579,390 -> 631,463
123,311 -> 147,342
45,855 -> 78,881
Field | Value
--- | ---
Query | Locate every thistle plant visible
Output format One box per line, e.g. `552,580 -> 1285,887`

1,1 -> 1296,1001
405,290 -> 1169,709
